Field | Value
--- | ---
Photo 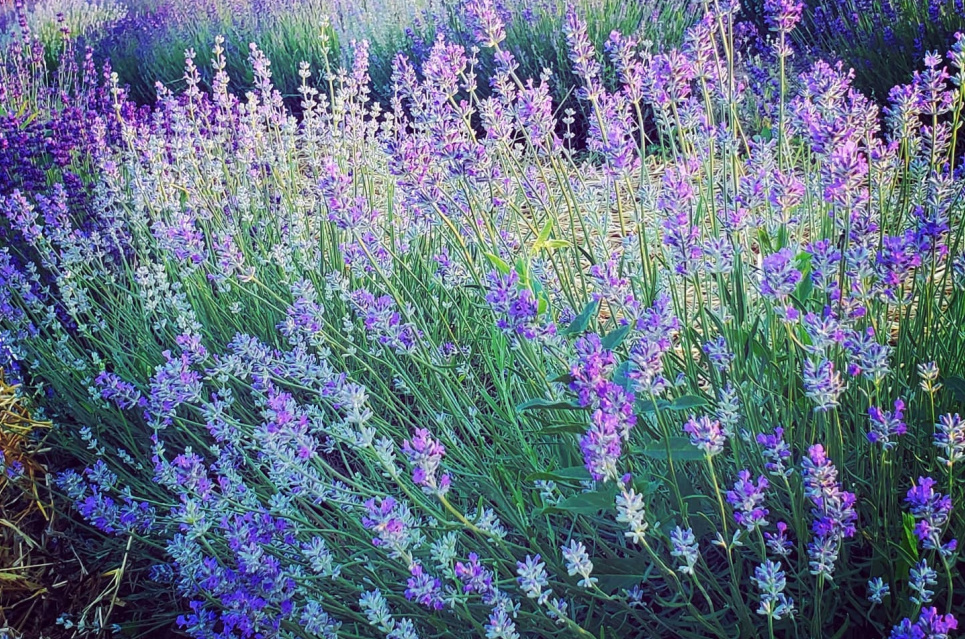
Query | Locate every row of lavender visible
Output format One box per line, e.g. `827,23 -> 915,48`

2,0 -> 965,637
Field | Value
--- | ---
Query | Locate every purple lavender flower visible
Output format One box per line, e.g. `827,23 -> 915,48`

484,270 -> 555,340
801,444 -> 857,579
765,521 -> 793,557
905,477 -> 955,555
455,553 -> 496,604
727,470 -> 770,531
402,428 -> 452,496
405,562 -> 446,610
569,334 -> 617,408
757,427 -> 792,476
867,398 -> 907,449
683,415 -> 728,457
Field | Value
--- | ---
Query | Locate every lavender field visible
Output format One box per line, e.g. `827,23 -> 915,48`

1,0 -> 965,637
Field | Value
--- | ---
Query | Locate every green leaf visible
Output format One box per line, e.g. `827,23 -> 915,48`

635,437 -> 705,462
668,394 -> 708,411
515,257 -> 530,285
601,325 -> 630,350
945,376 -> 965,404
517,398 -> 585,412
538,423 -> 586,436
635,398 -> 671,413
613,361 -> 632,392
484,253 -> 511,275
525,466 -> 592,483
565,300 -> 598,336
544,239 -> 571,250
534,218 -> 554,249
542,489 -> 614,516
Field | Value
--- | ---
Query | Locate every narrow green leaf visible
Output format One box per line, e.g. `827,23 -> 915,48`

538,423 -> 587,435
542,489 -> 613,516
565,300 -> 598,336
635,437 -> 705,462
484,253 -> 511,275
525,466 -> 592,483
601,325 -> 630,350
517,398 -> 585,412
945,376 -> 965,404
544,239 -> 571,250
669,394 -> 708,411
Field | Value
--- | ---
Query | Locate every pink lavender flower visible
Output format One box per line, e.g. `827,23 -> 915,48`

402,428 -> 451,496
683,415 -> 728,457
727,470 -> 770,531
867,398 -> 907,449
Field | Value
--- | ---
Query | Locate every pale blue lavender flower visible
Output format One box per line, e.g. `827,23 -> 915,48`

910,559 -> 938,605
516,554 -> 551,604
935,413 -> 965,467
752,560 -> 795,620
803,358 -> 846,412
669,526 -> 699,575
867,577 -> 890,605
561,540 -> 597,588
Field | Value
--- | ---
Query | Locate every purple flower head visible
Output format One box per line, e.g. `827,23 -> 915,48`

683,415 -> 728,457
867,398 -> 907,449
801,444 -> 857,578
569,334 -> 617,408
764,0 -> 803,35
765,521 -> 793,557
405,562 -> 446,610
757,427 -> 792,476
402,428 -> 452,496
760,249 -> 802,310
727,470 -> 770,531
465,0 -> 505,48
484,270 -> 555,340
455,553 -> 496,604
905,477 -> 954,553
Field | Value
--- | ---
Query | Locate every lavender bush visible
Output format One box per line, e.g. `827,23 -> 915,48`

796,0 -> 965,100
2,0 -> 965,637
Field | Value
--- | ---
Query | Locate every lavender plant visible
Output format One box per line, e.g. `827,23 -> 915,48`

1,0 -> 965,637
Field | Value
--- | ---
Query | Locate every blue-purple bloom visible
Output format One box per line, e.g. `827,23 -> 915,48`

683,415 -> 728,457
402,428 -> 452,496
727,470 -> 770,531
